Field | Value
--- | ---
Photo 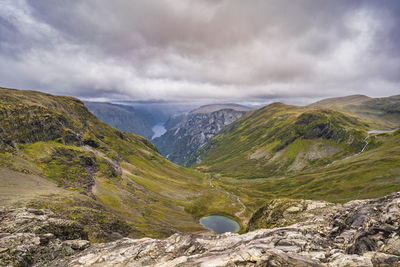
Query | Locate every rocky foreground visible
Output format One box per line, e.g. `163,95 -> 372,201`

2,192 -> 400,266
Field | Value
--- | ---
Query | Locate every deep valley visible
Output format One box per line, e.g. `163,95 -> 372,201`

0,88 -> 399,266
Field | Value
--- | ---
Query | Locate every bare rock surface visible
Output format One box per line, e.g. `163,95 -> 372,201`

247,198 -> 337,231
53,192 -> 400,266
0,207 -> 89,266
3,192 -> 400,266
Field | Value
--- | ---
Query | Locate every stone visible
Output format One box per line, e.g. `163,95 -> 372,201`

3,192 -> 400,266
63,240 -> 90,250
0,208 -> 89,266
363,251 -> 400,266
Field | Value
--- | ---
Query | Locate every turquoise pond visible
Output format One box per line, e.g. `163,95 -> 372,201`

199,215 -> 240,234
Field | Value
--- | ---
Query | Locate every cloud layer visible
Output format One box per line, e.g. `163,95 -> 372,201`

0,0 -> 399,104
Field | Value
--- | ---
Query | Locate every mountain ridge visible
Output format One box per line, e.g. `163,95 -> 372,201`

190,103 -> 252,114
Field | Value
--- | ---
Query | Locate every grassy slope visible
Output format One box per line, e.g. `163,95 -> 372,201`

193,103 -> 368,178
215,129 -> 400,212
191,96 -> 400,217
0,88 -> 241,241
310,94 -> 400,128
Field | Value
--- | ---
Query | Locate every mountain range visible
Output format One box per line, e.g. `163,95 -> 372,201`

153,104 -> 252,166
1,87 -> 400,266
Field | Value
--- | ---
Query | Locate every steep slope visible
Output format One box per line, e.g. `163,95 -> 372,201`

84,101 -> 153,139
0,88 -> 242,241
193,102 -> 368,178
153,104 -> 251,166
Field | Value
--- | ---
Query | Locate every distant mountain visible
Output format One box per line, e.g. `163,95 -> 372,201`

310,94 -> 400,127
153,104 -> 252,166
163,112 -> 188,130
113,101 -> 198,126
84,102 -> 153,139
190,104 -> 251,114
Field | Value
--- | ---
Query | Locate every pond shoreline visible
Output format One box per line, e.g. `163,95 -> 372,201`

199,215 -> 240,234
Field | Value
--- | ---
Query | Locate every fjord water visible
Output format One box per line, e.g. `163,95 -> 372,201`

200,215 -> 240,234
151,122 -> 167,139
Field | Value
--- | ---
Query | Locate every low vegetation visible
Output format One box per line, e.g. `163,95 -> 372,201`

193,103 -> 368,178
191,96 -> 400,222
0,88 -> 242,241
1,89 -> 399,238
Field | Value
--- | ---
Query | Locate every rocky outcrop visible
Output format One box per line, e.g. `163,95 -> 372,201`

153,104 -> 251,166
247,198 -> 337,232
0,207 -> 90,267
3,192 -> 400,266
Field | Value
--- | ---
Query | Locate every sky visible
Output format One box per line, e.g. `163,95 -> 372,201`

0,0 -> 399,105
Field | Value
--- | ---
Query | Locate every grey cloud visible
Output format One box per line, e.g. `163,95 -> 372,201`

0,0 -> 399,103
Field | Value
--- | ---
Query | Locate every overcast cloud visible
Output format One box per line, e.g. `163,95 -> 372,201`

0,0 -> 399,104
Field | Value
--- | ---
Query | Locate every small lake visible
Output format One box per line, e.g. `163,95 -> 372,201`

151,122 -> 167,139
199,215 -> 240,234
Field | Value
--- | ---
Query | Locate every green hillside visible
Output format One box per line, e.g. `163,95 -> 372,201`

191,98 -> 400,212
310,94 -> 400,128
211,128 -> 400,213
0,88 -> 241,241
1,88 -> 399,238
192,103 -> 369,178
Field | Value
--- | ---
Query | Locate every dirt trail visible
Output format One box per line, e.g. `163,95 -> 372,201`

208,175 -> 247,222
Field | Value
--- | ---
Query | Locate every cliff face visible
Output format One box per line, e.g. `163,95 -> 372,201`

153,104 -> 250,166
3,192 -> 400,266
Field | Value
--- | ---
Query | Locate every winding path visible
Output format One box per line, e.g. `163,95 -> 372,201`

208,174 -> 247,219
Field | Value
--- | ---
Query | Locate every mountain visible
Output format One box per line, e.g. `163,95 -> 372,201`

3,191 -> 400,266
0,87 -> 242,241
310,94 -> 400,128
2,88 -> 400,266
153,104 -> 252,166
191,97 -> 400,208
190,103 -> 251,114
84,101 -> 153,139
192,102 -> 369,178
